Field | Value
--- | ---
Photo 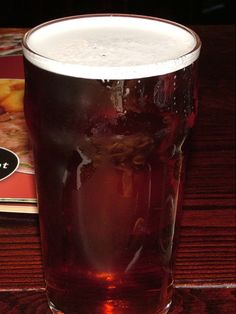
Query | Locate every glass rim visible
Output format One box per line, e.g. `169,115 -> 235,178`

22,13 -> 202,80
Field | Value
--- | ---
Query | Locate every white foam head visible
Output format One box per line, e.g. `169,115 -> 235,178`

23,15 -> 201,80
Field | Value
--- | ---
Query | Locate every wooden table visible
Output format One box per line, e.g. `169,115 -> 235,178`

0,25 -> 235,313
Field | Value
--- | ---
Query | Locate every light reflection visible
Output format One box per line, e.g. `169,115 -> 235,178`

103,301 -> 114,314
102,299 -> 129,314
94,272 -> 115,281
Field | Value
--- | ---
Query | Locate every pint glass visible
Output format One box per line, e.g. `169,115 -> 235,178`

23,15 -> 201,314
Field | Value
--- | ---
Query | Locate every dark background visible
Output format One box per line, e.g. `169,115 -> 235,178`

0,0 -> 235,27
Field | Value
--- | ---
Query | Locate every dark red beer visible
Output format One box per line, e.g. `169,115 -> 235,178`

23,14 -> 200,314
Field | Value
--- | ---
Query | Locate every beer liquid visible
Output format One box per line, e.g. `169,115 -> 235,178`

23,15 -> 200,314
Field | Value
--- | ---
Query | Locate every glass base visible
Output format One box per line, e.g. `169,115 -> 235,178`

156,300 -> 172,314
49,299 -> 172,314
49,301 -> 65,314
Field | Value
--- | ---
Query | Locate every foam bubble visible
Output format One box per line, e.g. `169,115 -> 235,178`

23,15 -> 201,79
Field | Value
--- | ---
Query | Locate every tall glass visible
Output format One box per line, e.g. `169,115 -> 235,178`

22,14 -> 201,314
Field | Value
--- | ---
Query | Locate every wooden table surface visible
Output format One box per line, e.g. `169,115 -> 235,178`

0,25 -> 235,313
